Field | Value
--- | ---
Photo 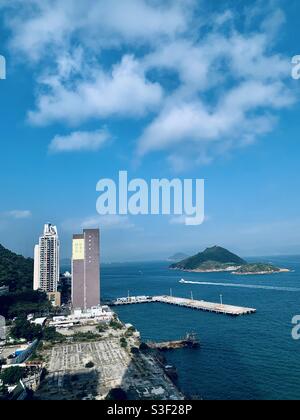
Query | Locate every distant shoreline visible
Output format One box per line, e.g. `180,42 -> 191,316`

171,267 -> 291,275
170,267 -> 239,273
232,268 -> 291,276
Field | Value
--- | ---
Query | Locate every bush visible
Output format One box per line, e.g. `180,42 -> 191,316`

120,337 -> 128,348
0,384 -> 9,401
10,318 -> 42,341
106,388 -> 128,401
72,332 -> 99,342
139,342 -> 149,351
0,366 -> 26,385
85,361 -> 95,369
125,326 -> 136,338
97,324 -> 108,333
110,320 -> 123,330
43,327 -> 65,343
0,291 -> 51,319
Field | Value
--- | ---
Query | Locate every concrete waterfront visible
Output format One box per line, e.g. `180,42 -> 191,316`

35,322 -> 184,400
110,295 -> 256,316
154,296 -> 256,316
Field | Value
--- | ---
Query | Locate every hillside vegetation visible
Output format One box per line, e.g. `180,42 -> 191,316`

0,244 -> 51,318
170,246 -> 246,270
0,244 -> 34,292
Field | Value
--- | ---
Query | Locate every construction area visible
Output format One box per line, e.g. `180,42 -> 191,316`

35,323 -> 184,401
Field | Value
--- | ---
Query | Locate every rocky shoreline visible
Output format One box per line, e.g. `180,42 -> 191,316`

171,267 -> 291,276
232,268 -> 291,276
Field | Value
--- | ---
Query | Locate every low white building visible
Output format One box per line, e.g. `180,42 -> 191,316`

49,305 -> 113,328
31,317 -> 47,327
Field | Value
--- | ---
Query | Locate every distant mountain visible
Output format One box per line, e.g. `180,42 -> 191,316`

0,244 -> 34,292
170,246 -> 247,271
167,253 -> 189,262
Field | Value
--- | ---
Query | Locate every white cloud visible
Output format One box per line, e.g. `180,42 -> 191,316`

81,215 -> 135,230
138,31 -> 294,164
62,215 -> 135,232
49,129 -> 110,153
169,215 -> 211,225
1,0 -> 297,167
138,78 -> 292,157
3,0 -> 192,61
3,210 -> 32,219
29,55 -> 163,126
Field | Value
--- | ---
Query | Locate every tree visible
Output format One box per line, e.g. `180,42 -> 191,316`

0,367 -> 26,385
97,324 -> 108,333
0,244 -> 34,292
0,244 -> 51,320
85,361 -> 95,369
110,319 -> 123,330
10,318 -> 42,341
139,342 -> 149,351
106,388 -> 128,401
0,385 -> 9,400
0,290 -> 51,319
43,327 -> 64,343
120,337 -> 128,348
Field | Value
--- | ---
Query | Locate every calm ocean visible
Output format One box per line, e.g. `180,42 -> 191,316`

101,256 -> 300,400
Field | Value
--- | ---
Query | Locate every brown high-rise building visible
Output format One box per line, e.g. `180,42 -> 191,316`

72,229 -> 100,310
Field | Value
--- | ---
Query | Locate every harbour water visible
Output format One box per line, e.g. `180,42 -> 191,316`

101,256 -> 300,400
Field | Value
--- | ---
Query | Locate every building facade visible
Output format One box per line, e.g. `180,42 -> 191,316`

33,224 -> 60,294
72,229 -> 100,310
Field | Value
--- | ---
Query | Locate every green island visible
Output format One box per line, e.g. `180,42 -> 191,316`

170,246 -> 289,275
233,263 -> 289,275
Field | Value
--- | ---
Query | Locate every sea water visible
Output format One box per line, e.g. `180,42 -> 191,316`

101,256 -> 300,400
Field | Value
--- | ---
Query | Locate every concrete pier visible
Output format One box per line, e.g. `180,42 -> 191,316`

109,295 -> 256,316
153,296 -> 256,316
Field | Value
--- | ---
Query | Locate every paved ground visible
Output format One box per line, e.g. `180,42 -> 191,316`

35,338 -> 184,400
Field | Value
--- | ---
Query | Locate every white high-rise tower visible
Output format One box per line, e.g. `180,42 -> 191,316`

33,224 -> 60,293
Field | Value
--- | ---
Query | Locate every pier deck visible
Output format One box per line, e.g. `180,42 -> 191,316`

153,296 -> 256,316
109,295 -> 256,316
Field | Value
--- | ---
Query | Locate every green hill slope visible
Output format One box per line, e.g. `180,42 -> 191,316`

0,244 -> 51,319
0,244 -> 34,292
170,246 -> 247,271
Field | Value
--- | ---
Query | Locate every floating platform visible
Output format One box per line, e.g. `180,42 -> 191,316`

109,295 -> 256,316
147,333 -> 200,350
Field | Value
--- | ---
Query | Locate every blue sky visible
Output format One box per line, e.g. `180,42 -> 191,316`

0,0 -> 300,261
